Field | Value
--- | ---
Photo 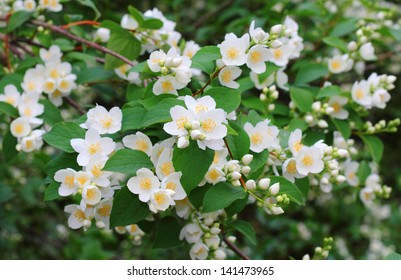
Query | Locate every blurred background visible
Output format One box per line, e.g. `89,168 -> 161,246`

1,0 -> 400,259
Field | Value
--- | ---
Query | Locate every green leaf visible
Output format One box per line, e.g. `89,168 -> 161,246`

258,62 -> 280,84
248,150 -> 269,173
317,86 -> 342,99
76,67 -> 114,84
128,5 -> 144,25
44,152 -> 80,178
247,110 -> 265,125
295,177 -> 310,200
358,161 -> 371,184
203,182 -> 247,213
141,98 -> 184,127
289,86 -> 314,113
224,121 -> 250,159
6,11 -> 32,33
225,194 -> 249,217
226,123 -> 239,136
142,18 -> 163,30
104,23 -> 141,70
192,46 -> 221,64
0,101 -> 18,118
43,181 -> 60,201
77,0 -> 101,20
389,28 -> 401,42
330,18 -> 357,37
0,183 -> 15,203
172,141 -> 214,193
385,252 -> 401,260
295,63 -> 328,85
322,36 -> 348,53
42,122 -> 86,153
268,176 -> 305,205
110,187 -> 150,227
332,118 -> 351,139
287,118 -> 308,131
153,217 -> 182,248
188,185 -> 211,210
40,100 -> 63,127
231,220 -> 256,245
0,73 -> 23,90
204,87 -> 241,112
2,131 -> 17,162
121,107 -> 147,131
241,96 -> 266,112
103,149 -> 153,175
360,135 -> 384,163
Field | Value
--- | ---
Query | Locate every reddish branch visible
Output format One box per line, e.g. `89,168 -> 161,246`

192,67 -> 224,97
61,20 -> 100,29
223,237 -> 251,260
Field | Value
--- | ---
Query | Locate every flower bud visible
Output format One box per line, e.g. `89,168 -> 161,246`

246,180 -> 256,190
268,104 -> 275,111
241,154 -> 254,165
230,171 -> 242,181
83,219 -> 92,229
318,120 -> 328,128
96,220 -> 105,229
271,206 -> 284,215
347,41 -> 357,51
312,101 -> 321,112
232,180 -> 241,187
204,218 -> 214,226
214,249 -> 226,260
191,120 -> 200,130
95,28 -> 110,42
177,137 -> 190,149
258,178 -> 271,190
305,115 -> 314,124
190,129 -> 202,140
270,24 -> 283,34
324,146 -> 333,155
337,149 -> 348,158
241,166 -> 251,175
270,39 -> 283,49
227,236 -> 237,243
210,227 -> 221,235
271,90 -> 279,99
320,177 -> 329,185
387,75 -> 396,84
336,175 -> 346,184
325,107 -> 334,115
172,57 -> 183,67
269,182 -> 280,196
164,57 -> 174,67
259,94 -> 267,101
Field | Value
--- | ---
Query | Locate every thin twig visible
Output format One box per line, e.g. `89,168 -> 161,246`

29,19 -> 135,66
223,237 -> 251,260
192,67 -> 224,97
3,14 -> 12,71
61,20 -> 100,29
64,96 -> 86,115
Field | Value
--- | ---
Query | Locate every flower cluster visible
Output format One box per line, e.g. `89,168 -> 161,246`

12,0 -> 62,13
164,95 -> 228,150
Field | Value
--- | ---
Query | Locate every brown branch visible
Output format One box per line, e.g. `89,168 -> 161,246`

223,237 -> 251,260
61,20 -> 100,29
29,19 -> 135,66
64,96 -> 86,115
3,14 -> 12,71
192,67 -> 224,97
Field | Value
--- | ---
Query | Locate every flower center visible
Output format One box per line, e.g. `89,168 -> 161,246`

74,210 -> 86,222
201,118 -> 217,133
331,102 -> 341,113
176,116 -> 189,130
154,192 -> 166,205
161,161 -> 174,177
64,175 -> 75,188
227,47 -> 239,59
91,164 -> 102,177
166,181 -> 177,191
136,140 -> 149,152
161,81 -> 174,93
331,60 -> 341,71
88,142 -> 102,155
208,169 -> 220,181
221,70 -> 232,83
250,50 -> 262,63
286,160 -> 297,174
301,155 -> 314,167
140,178 -> 152,190
251,133 -> 263,145
274,49 -> 283,59
100,117 -> 113,129
98,204 -> 111,217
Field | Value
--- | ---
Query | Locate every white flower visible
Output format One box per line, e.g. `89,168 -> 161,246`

155,148 -> 175,180
268,43 -> 294,67
121,14 -> 138,30
64,204 -> 92,230
328,96 -> 349,119
39,0 -> 62,12
295,146 -> 324,175
184,95 -> 216,116
10,117 -> 31,138
190,242 -> 209,260
328,54 -> 353,74
351,80 -> 372,107
161,172 -> 186,200
22,67 -> 45,95
153,75 -> 183,95
57,74 -> 77,94
372,88 -> 390,109
82,185 -> 102,205
167,31 -> 181,49
148,188 -> 176,213
95,27 -> 110,43
40,45 -> 62,62
23,0 -> 36,12
198,109 -> 227,140
150,138 -> 175,165
288,128 -> 303,156
249,71 -> 274,90
175,198 -> 192,219
18,93 -> 44,126
244,120 -> 280,153
282,158 -> 304,183
360,187 -> 375,204
19,132 -> 43,152
183,41 -> 200,59
359,42 -> 375,61
71,128 -> 116,166
163,105 -> 195,137
55,168 -> 77,196
218,66 -> 242,89
123,132 -> 153,156
125,224 -> 145,236
0,84 -> 20,107
344,161 -> 359,187
147,50 -> 167,72
204,165 -> 225,185
249,20 -> 269,43
127,168 -> 160,202
94,199 -> 113,229
85,154 -> 113,187
82,105 -> 122,135
220,33 -> 250,66
246,45 -> 271,74
74,171 -> 91,189
115,63 -> 141,84
180,223 -> 203,243
284,16 -> 299,36
212,149 -> 228,166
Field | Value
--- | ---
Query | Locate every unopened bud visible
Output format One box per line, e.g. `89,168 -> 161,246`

191,120 -> 200,130
241,154 -> 254,165
312,101 -> 321,112
232,180 -> 241,187
190,129 -> 202,140
268,104 -> 275,111
271,206 -> 284,215
260,94 -> 267,101
318,120 -> 328,128
177,137 -> 190,149
347,41 -> 357,51
259,178 -> 271,190
230,171 -> 242,181
241,166 -> 251,175
96,221 -> 105,229
214,249 -> 226,260
269,182 -> 280,196
305,115 -> 314,124
336,175 -> 346,184
271,24 -> 283,34
271,39 -> 283,49
246,180 -> 256,190
337,149 -> 348,158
